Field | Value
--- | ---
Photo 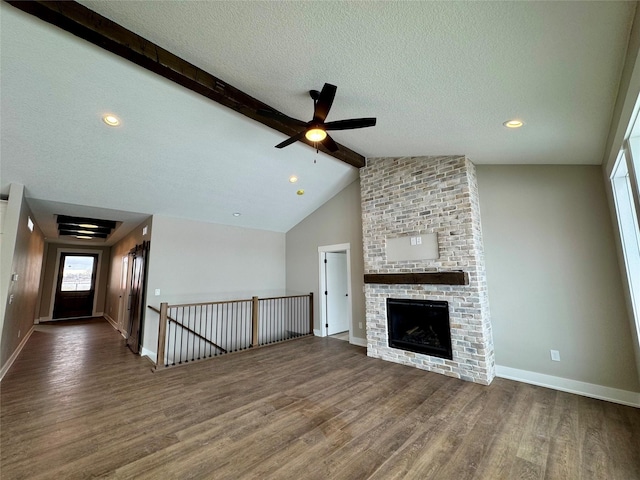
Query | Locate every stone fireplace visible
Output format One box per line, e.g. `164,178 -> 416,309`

361,156 -> 495,385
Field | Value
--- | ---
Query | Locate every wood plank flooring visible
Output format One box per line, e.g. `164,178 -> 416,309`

1,318 -> 639,479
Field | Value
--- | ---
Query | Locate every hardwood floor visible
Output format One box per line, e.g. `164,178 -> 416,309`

1,318 -> 639,479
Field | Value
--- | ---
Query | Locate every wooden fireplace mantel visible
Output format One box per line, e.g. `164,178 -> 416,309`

363,272 -> 468,286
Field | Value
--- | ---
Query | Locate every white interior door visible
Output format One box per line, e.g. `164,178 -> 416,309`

326,252 -> 349,335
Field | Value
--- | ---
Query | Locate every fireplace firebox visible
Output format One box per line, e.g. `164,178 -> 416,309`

386,298 -> 453,360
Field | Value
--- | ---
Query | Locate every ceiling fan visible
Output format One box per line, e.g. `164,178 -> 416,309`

258,83 -> 376,152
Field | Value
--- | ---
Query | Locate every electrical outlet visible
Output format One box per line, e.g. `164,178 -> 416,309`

8,294 -> 14,304
550,349 -> 561,362
358,322 -> 363,329
416,236 -> 422,245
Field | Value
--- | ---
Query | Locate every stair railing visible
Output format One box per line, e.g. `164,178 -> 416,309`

148,292 -> 313,370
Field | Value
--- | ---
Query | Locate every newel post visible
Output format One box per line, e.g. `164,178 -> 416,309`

309,292 -> 314,335
251,296 -> 259,348
156,302 -> 168,369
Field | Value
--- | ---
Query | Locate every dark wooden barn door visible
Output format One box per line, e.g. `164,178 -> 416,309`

126,242 -> 150,354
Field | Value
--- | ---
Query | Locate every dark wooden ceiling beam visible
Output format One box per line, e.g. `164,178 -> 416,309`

6,0 -> 366,169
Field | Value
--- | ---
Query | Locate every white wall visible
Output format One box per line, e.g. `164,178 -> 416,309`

285,179 -> 365,340
142,215 -> 286,359
477,165 -> 640,393
0,185 -> 23,339
0,185 -> 45,373
601,4 -> 640,385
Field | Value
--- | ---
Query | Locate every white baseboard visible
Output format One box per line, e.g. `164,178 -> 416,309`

141,347 -> 157,364
313,329 -> 322,337
38,316 -> 52,323
103,314 -> 127,338
496,365 -> 640,408
0,326 -> 35,382
349,336 -> 367,347
104,314 -> 119,331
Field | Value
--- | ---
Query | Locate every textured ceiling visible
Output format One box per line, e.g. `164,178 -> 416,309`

1,1 -> 636,239
78,0 -> 635,164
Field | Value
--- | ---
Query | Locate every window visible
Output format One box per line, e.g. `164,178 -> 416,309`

60,255 -> 95,292
613,145 -> 640,337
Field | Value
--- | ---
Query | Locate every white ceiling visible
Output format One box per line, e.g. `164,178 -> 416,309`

1,1 -> 636,241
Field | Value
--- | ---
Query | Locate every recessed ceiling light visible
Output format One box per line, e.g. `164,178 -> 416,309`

79,223 -> 99,229
76,235 -> 93,239
297,189 -> 305,196
289,175 -> 298,183
503,119 -> 524,128
232,212 -> 241,217
102,114 -> 120,126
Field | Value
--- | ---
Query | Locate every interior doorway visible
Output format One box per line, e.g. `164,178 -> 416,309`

318,243 -> 353,341
52,252 -> 100,319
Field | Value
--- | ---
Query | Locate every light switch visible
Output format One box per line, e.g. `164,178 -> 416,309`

154,288 -> 161,296
410,237 -> 417,246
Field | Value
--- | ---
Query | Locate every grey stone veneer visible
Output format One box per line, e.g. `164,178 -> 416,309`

361,156 -> 495,385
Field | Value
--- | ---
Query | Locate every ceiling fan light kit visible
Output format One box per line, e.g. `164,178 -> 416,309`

259,83 -> 376,152
305,128 -> 327,142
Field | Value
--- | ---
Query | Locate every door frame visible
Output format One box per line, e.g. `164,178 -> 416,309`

48,248 -> 103,321
318,243 -> 353,341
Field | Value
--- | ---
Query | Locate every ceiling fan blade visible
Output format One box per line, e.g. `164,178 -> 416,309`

321,134 -> 339,152
313,83 -> 337,123
324,118 -> 377,131
257,109 -> 306,128
275,131 -> 306,149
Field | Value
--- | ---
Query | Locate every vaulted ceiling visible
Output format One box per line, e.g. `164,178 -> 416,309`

1,1 -> 636,242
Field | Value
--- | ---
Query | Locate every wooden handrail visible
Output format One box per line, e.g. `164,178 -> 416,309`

167,298 -> 252,308
258,294 -> 312,301
162,293 -> 311,309
148,305 -> 227,354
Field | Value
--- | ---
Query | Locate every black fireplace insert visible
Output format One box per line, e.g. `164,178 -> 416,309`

386,298 -> 453,360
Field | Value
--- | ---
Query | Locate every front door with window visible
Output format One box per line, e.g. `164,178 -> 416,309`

53,253 -> 98,319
